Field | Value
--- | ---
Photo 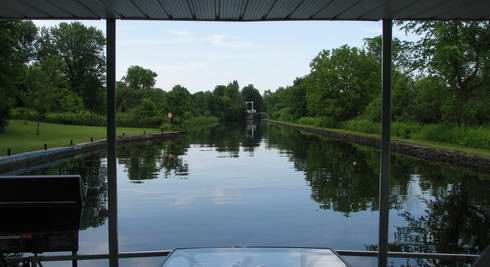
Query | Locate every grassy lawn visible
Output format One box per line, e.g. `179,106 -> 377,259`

268,120 -> 490,159
0,120 -> 160,156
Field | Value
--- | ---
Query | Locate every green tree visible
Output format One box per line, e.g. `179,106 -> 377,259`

240,84 -> 264,113
213,81 -> 245,121
306,45 -> 379,121
38,22 -> 106,113
122,65 -> 158,90
191,91 -> 216,116
166,85 -> 192,118
134,97 -> 159,119
25,56 -> 68,135
363,35 -> 411,72
401,21 -> 490,125
0,20 -> 37,132
52,87 -> 85,113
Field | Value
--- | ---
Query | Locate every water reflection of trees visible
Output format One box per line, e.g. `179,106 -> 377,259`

26,153 -> 108,229
391,166 -> 490,263
265,125 -> 490,257
185,123 -> 263,157
265,125 -> 393,215
116,123 -> 264,182
118,139 -> 189,180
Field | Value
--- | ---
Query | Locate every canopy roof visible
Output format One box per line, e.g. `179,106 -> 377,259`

1,0 -> 489,21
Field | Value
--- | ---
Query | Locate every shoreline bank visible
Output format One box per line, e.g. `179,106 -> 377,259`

265,120 -> 490,173
0,131 -> 183,173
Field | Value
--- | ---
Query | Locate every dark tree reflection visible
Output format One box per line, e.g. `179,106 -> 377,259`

23,152 -> 108,229
389,168 -> 490,265
119,143 -> 162,181
266,124 -> 490,259
160,139 -> 189,177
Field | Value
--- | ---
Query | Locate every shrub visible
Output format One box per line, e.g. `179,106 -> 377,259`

182,116 -> 218,129
46,111 -> 106,126
0,104 -> 10,133
277,108 -> 295,122
341,119 -> 380,134
319,116 -> 339,128
117,112 -> 162,128
392,122 -> 421,139
296,117 -> 322,127
414,124 -> 490,149
11,109 -> 163,128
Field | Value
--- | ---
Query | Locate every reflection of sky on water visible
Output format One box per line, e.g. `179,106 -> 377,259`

13,123 -> 490,267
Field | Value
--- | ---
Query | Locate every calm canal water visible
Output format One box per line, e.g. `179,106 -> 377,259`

5,123 -> 490,266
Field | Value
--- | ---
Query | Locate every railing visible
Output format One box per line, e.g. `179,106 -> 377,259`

4,249 -> 479,266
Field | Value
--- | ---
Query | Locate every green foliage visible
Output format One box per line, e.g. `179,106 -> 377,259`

38,22 -> 106,113
391,122 -> 422,139
264,78 -> 308,120
341,120 -> 380,135
240,84 -> 264,112
411,76 -> 449,123
52,87 -> 85,113
339,119 -> 490,150
45,112 -> 107,126
181,116 -> 218,129
24,56 -> 67,134
276,108 -> 295,122
166,84 -> 192,117
294,117 -> 339,128
134,98 -> 159,119
305,45 -> 379,121
122,65 -> 158,90
213,81 -> 246,122
11,109 -> 163,128
0,102 -> 10,133
295,117 -> 322,127
414,125 -> 490,149
0,19 -> 37,132
400,21 -> 490,125
117,113 -> 162,128
265,23 -> 490,150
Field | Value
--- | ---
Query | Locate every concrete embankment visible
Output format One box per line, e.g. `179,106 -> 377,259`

0,131 -> 183,173
266,120 -> 490,173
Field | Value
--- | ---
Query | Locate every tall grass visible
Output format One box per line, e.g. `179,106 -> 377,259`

292,117 -> 490,150
12,108 -> 164,128
295,116 -> 339,128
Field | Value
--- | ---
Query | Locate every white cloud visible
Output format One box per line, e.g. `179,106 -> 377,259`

154,62 -> 206,71
119,32 -> 260,50
168,29 -> 191,37
207,34 -> 260,49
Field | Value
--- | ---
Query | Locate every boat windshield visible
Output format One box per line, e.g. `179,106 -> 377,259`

161,247 -> 349,267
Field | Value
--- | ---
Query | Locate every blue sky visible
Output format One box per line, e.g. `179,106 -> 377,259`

34,20 -> 412,93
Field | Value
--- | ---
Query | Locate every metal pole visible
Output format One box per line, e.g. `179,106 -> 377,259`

106,18 -> 119,267
72,251 -> 78,267
378,19 -> 392,267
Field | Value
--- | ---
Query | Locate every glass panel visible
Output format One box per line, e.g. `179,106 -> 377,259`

162,247 -> 348,267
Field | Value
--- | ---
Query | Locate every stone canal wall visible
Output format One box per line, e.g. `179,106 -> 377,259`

0,132 -> 183,173
266,120 -> 490,173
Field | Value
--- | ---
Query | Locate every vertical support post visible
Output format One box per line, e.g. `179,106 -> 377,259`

72,251 -> 78,267
378,19 -> 392,267
106,18 -> 119,267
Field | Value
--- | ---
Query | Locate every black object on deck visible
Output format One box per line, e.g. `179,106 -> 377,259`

0,206 -> 81,254
0,175 -> 85,207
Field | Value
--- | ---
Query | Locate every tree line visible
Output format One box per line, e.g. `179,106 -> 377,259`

264,21 -> 490,128
0,20 -> 265,133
